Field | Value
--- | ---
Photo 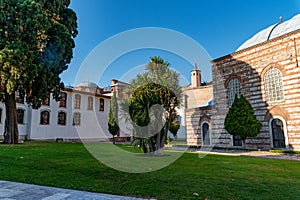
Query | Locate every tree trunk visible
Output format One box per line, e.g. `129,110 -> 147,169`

149,136 -> 155,152
112,135 -> 115,144
3,93 -> 19,144
154,131 -> 164,156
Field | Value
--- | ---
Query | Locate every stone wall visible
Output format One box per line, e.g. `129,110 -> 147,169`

182,84 -> 213,146
212,29 -> 300,150
186,106 -> 212,146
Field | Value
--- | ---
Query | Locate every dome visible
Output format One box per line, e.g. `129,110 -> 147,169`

237,14 -> 300,51
76,81 -> 99,88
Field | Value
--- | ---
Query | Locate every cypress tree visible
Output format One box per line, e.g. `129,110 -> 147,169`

108,91 -> 119,144
224,95 -> 262,144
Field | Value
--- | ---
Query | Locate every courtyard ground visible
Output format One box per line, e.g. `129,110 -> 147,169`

0,142 -> 299,199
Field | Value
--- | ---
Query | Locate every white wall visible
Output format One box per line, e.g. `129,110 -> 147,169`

29,92 -> 112,141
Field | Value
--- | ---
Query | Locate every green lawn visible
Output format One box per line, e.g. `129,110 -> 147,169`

0,142 -> 300,200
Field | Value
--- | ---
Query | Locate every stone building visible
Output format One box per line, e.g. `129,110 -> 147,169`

180,63 -> 213,146
211,14 -> 300,150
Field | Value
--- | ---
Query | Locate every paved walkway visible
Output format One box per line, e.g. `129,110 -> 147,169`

170,146 -> 300,161
0,180 -> 149,200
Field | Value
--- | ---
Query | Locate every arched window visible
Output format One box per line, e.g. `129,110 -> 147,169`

59,92 -> 67,108
227,78 -> 241,106
271,118 -> 286,148
99,98 -> 104,111
17,109 -> 25,124
40,110 -> 50,125
73,112 -> 81,126
58,111 -> 67,126
88,96 -> 93,110
74,94 -> 81,109
264,68 -> 284,102
202,122 -> 210,145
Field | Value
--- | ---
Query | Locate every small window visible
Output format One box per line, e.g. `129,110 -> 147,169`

43,95 -> 50,106
16,91 -> 24,104
17,109 -> 24,124
99,98 -> 104,112
73,112 -> 81,126
74,94 -> 81,109
227,78 -> 241,107
202,122 -> 210,145
58,111 -> 66,126
264,68 -> 284,102
233,135 -> 243,146
88,96 -> 93,110
59,92 -> 67,108
40,110 -> 50,125
0,108 -> 2,123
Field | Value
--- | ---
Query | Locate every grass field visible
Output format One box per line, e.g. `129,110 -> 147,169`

0,142 -> 300,200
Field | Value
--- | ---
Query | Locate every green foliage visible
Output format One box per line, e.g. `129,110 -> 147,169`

270,150 -> 300,154
169,113 -> 180,138
165,136 -> 173,144
0,0 -> 78,107
127,56 -> 181,99
108,92 -> 119,138
224,95 -> 262,141
123,56 -> 181,153
0,0 -> 77,143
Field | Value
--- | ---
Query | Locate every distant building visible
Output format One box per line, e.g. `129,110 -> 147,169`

179,62 -> 213,144
0,81 -> 129,142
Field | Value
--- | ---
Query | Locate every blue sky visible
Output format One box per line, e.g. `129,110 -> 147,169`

61,0 -> 300,87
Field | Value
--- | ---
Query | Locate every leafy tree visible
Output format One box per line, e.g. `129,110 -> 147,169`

224,95 -> 262,145
0,0 -> 78,144
169,113 -> 180,139
108,91 -> 119,144
122,57 -> 181,154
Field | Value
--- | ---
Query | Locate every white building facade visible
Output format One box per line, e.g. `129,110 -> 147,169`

0,81 -> 119,142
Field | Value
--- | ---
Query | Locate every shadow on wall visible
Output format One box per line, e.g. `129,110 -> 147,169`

210,54 -> 292,150
189,106 -> 212,147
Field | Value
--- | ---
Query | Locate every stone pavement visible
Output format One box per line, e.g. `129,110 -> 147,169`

0,180 -> 149,200
170,146 -> 300,161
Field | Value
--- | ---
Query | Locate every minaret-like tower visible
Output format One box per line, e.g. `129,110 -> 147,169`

191,59 -> 201,87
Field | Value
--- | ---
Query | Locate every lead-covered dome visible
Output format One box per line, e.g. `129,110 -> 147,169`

237,14 -> 300,51
76,81 -> 99,88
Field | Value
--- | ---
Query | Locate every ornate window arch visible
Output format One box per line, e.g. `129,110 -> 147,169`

264,67 -> 284,102
227,78 -> 241,106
